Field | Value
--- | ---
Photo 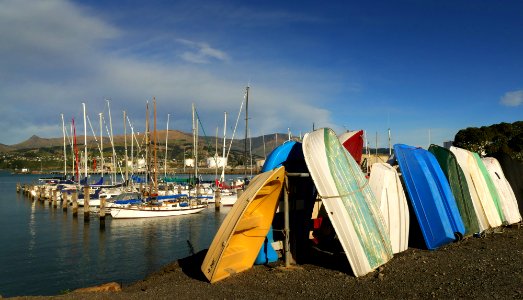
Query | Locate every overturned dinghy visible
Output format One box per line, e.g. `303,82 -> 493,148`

369,163 -> 409,254
474,153 -> 506,224
303,128 -> 393,277
338,129 -> 364,164
255,140 -> 307,265
394,144 -> 465,250
428,144 -> 480,236
451,147 -> 502,229
482,157 -> 522,225
201,167 -> 285,283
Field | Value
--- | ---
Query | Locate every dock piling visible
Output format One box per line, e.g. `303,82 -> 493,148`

52,190 -> 58,208
72,191 -> 78,217
214,189 -> 221,211
99,195 -> 106,221
62,191 -> 68,212
83,186 -> 90,223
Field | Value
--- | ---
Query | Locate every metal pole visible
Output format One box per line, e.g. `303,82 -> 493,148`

284,174 -> 291,267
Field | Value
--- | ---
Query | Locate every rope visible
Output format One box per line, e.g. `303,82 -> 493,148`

317,178 -> 369,199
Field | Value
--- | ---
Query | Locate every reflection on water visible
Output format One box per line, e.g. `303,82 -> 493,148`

28,200 -> 36,257
0,172 -> 233,297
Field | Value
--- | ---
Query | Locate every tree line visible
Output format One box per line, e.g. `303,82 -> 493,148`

453,121 -> 523,160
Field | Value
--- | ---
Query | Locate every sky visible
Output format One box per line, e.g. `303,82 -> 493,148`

0,0 -> 522,148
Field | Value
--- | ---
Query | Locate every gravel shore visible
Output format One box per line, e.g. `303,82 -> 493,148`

10,225 -> 522,299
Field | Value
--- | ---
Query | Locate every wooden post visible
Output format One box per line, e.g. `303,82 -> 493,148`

62,191 -> 68,212
214,189 -> 221,211
52,189 -> 58,208
72,190 -> 78,217
99,195 -> 106,220
283,175 -> 291,267
83,186 -> 90,222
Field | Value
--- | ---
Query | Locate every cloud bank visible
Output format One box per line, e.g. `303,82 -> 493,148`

500,89 -> 523,107
0,0 -> 336,145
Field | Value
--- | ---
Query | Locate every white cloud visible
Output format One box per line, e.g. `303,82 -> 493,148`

500,89 -> 523,107
0,1 -> 343,146
177,39 -> 229,64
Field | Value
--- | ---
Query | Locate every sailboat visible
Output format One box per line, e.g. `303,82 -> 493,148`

110,98 -> 206,219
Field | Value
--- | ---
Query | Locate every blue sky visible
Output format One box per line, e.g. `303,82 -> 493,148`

0,0 -> 521,148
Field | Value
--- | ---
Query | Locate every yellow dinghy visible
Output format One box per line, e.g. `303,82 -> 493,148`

201,166 -> 285,283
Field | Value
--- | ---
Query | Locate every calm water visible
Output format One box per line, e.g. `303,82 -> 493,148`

0,171 -> 233,297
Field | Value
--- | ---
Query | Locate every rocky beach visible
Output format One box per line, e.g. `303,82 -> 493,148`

10,226 -> 522,299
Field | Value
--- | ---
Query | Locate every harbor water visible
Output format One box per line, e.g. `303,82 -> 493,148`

0,170 -> 235,297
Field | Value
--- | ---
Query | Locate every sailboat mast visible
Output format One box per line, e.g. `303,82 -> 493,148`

249,128 -> 252,178
82,103 -> 88,181
124,110 -> 128,185
72,119 -> 79,181
388,128 -> 392,156
99,113 -> 104,178
192,104 -> 198,183
215,126 -> 218,180
165,113 -> 170,178
195,118 -> 199,183
221,111 -> 227,183
244,86 -> 249,178
107,100 -> 116,185
61,114 -> 67,178
153,97 -> 158,194
130,117 -> 134,182
145,101 -> 149,188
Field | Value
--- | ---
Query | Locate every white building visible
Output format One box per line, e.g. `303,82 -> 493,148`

206,156 -> 227,168
185,158 -> 195,168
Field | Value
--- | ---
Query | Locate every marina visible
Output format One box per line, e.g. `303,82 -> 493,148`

0,171 -> 235,297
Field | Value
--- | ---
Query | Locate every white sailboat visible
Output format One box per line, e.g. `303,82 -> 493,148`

111,98 -> 206,219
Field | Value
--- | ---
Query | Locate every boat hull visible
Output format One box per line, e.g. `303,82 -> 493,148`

451,146 -> 502,229
201,167 -> 285,283
110,204 -> 206,219
303,128 -> 392,277
482,157 -> 522,225
369,163 -> 409,254
394,144 -> 464,250
428,144 -> 480,236
338,129 -> 364,164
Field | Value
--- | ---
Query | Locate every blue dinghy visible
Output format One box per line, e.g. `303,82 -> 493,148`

255,141 -> 306,264
394,144 -> 465,250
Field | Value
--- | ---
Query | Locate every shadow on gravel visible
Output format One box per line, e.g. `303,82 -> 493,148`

306,245 -> 354,276
178,249 -> 209,282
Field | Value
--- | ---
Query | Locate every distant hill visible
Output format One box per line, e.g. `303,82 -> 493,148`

2,131 -> 393,158
11,135 -> 65,150
0,143 -> 13,152
1,130 -> 289,157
